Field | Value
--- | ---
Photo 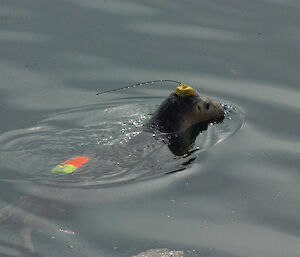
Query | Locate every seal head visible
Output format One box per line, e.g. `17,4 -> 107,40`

147,83 -> 225,155
148,84 -> 224,133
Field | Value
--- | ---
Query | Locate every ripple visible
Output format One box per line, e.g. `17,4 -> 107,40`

0,89 -> 243,188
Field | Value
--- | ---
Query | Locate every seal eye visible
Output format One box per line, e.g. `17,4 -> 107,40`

205,102 -> 210,110
197,105 -> 201,111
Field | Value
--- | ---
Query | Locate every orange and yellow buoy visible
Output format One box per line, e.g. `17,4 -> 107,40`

51,156 -> 89,174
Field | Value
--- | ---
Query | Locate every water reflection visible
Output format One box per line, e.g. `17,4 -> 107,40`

66,0 -> 157,15
127,22 -> 250,41
0,30 -> 50,43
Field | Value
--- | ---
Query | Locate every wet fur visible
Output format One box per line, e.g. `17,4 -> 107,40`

147,91 -> 225,155
148,92 -> 224,133
148,93 -> 198,133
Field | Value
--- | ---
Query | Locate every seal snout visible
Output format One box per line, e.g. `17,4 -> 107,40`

212,101 -> 225,118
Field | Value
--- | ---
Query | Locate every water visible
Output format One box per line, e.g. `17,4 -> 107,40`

1,0 -> 300,256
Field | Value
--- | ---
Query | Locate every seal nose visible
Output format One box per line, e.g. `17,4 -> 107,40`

213,101 -> 225,117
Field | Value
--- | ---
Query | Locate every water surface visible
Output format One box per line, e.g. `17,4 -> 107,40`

1,0 -> 300,256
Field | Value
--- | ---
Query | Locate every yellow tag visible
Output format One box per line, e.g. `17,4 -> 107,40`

175,83 -> 195,96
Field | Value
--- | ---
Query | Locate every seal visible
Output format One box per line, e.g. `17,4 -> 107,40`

148,84 -> 224,133
146,83 -> 225,155
0,82 -> 227,254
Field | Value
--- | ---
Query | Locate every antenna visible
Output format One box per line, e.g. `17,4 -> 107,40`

96,80 -> 182,96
